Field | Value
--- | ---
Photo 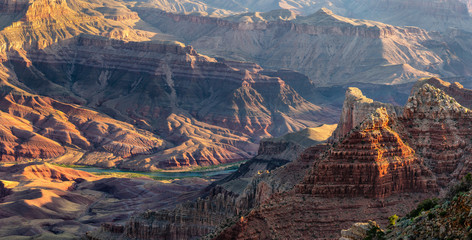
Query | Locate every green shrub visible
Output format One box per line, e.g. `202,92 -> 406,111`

407,198 -> 439,219
363,225 -> 385,240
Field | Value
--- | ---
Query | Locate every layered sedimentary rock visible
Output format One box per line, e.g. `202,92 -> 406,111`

0,110 -> 66,161
90,78 -> 472,240
0,91 -> 167,166
0,31 -> 338,169
344,0 -> 472,31
213,184 -> 432,240
0,0 -> 137,51
0,0 -> 342,170
135,8 -> 472,86
2,0 -> 472,171
122,0 -> 472,31
298,108 -> 436,198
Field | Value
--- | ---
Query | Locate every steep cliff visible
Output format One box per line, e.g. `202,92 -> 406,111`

123,0 -> 472,31
86,78 -> 472,240
402,83 -> 472,185
0,0 -> 149,51
1,0 -> 471,171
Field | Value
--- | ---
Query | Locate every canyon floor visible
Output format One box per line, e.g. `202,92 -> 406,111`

0,163 -> 210,239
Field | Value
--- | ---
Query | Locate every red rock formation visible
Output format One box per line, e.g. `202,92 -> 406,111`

332,87 -> 401,142
299,108 -> 436,198
214,190 -> 433,240
16,163 -> 96,181
88,79 -> 472,240
401,83 -> 472,185
0,110 -> 66,161
86,133 -> 331,240
1,32 -> 338,169
0,91 -> 167,165
413,77 -> 472,109
134,7 -> 472,86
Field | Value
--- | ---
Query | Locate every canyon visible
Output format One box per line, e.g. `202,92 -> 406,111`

0,0 -> 472,238
0,0 -> 471,171
87,77 -> 472,239
0,0 -> 345,170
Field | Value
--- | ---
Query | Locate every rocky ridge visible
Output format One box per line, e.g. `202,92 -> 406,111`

88,78 -> 472,240
1,0 -> 471,171
402,83 -> 472,186
135,8 -> 472,86
0,91 -> 167,167
387,191 -> 472,239
0,0 -> 342,170
120,0 -> 472,31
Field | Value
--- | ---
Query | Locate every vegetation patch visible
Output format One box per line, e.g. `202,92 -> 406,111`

406,198 -> 439,219
447,173 -> 472,200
